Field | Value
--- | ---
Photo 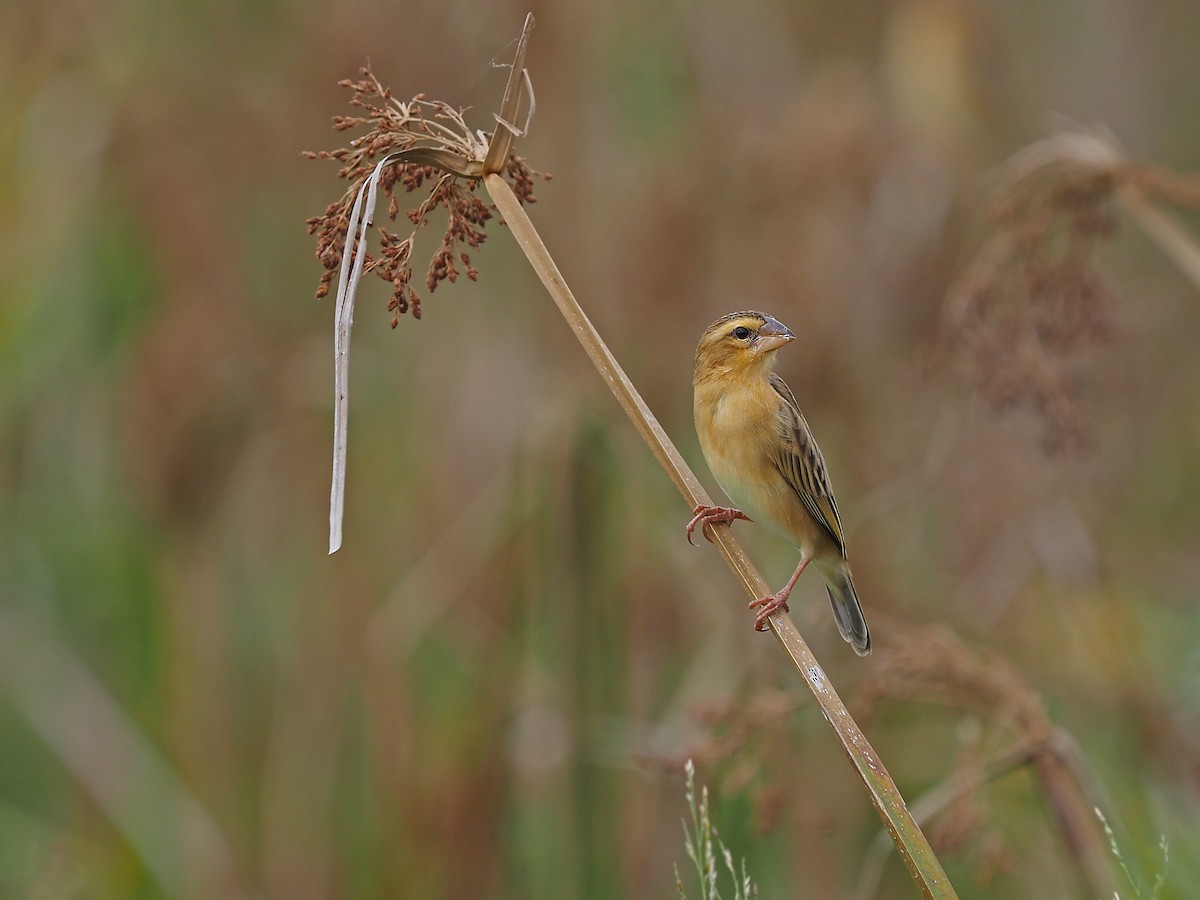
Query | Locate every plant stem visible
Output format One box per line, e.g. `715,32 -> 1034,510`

1117,185 -> 1200,292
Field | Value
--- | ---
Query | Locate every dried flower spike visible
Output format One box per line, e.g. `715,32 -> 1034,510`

304,65 -> 549,324
942,131 -> 1126,451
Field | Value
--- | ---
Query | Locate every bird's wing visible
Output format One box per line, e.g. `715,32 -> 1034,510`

767,372 -> 846,556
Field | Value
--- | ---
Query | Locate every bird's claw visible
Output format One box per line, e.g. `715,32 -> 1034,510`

748,593 -> 790,631
685,505 -> 751,545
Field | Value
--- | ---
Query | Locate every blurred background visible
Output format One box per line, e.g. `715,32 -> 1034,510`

3,0 -> 1199,897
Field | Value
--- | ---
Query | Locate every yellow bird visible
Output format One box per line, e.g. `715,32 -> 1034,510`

689,311 -> 871,655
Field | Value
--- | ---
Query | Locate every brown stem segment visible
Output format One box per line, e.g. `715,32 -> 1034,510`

485,171 -> 958,899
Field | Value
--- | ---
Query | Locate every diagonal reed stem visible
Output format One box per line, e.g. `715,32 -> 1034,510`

485,168 -> 956,898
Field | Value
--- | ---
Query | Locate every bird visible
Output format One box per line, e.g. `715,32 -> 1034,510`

688,310 -> 871,655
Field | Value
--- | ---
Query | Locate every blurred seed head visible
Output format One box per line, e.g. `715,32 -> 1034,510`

941,129 -> 1129,451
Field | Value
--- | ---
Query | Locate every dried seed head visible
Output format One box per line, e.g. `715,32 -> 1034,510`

942,134 -> 1126,451
305,64 -> 551,324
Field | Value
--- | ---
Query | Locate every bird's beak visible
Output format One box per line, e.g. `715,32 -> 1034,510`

753,316 -> 796,353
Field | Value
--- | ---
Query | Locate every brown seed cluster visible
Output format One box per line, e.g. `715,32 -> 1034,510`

304,66 -> 550,325
944,160 -> 1119,451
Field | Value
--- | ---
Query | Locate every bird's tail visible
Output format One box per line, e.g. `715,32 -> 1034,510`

823,566 -> 871,656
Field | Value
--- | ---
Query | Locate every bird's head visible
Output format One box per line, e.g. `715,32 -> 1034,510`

693,311 -> 796,385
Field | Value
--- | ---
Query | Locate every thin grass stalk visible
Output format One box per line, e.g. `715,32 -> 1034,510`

1116,186 -> 1200,292
484,170 -> 956,899
1031,735 -> 1117,896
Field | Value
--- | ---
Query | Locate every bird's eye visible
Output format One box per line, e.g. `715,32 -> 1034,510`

732,326 -> 752,340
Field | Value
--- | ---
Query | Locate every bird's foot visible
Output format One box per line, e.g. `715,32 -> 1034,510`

686,505 -> 752,545
748,592 -> 790,631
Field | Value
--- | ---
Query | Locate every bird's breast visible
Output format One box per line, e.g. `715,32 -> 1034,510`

694,381 -> 785,525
